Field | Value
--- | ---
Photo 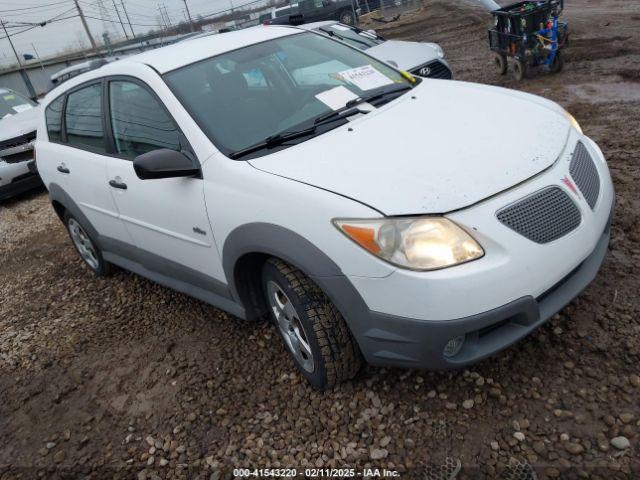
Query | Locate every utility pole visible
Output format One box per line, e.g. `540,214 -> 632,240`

111,0 -> 129,39
120,1 -> 136,38
157,5 -> 168,30
72,0 -> 98,51
162,5 -> 172,27
1,19 -> 37,99
182,0 -> 195,31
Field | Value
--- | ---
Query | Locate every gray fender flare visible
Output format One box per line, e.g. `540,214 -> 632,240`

48,182 -> 102,246
222,223 -> 370,333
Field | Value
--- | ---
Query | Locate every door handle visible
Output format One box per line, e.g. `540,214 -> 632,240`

57,165 -> 70,174
109,179 -> 127,190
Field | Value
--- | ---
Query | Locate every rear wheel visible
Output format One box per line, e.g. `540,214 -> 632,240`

493,52 -> 507,76
513,59 -> 529,81
339,9 -> 355,26
262,258 -> 362,390
64,212 -> 111,276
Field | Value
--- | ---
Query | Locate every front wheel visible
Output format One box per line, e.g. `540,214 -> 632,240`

513,59 -> 529,81
262,258 -> 362,390
64,211 -> 111,276
338,9 -> 355,26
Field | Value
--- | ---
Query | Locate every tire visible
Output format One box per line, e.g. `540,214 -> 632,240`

513,59 -> 528,81
338,9 -> 355,26
262,258 -> 362,390
492,52 -> 507,76
63,211 -> 111,277
548,51 -> 564,74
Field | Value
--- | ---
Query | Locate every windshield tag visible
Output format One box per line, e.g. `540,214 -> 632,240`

12,104 -> 32,113
315,86 -> 359,111
338,65 -> 394,91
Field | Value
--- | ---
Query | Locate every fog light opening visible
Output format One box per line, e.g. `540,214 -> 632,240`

443,335 -> 465,358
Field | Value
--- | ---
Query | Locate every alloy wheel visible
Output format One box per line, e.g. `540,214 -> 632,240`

266,280 -> 315,373
68,218 -> 99,270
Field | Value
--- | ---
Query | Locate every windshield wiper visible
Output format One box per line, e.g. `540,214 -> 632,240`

311,85 -> 412,126
229,108 -> 366,159
319,27 -> 373,49
345,85 -> 413,109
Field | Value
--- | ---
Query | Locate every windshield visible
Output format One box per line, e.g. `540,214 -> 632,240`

317,24 -> 383,50
0,90 -> 36,119
164,31 -> 411,158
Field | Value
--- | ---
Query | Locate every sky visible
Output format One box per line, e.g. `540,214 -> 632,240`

0,0 -> 259,66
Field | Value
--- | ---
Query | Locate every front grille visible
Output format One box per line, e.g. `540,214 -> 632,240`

497,186 -> 581,243
0,130 -> 35,164
0,131 -> 36,151
570,141 -> 600,210
411,60 -> 453,79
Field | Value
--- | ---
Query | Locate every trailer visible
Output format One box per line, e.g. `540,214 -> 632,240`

488,0 -> 568,80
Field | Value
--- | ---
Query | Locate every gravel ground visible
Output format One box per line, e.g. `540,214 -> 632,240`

1,1 -> 639,478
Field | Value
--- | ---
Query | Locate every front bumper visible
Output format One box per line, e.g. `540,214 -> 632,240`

333,132 -> 614,369
354,205 -> 612,369
0,160 -> 42,201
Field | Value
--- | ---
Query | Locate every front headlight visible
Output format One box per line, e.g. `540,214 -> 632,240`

565,111 -> 583,134
428,43 -> 445,59
334,217 -> 484,271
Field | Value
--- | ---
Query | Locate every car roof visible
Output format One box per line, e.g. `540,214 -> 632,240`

125,25 -> 300,74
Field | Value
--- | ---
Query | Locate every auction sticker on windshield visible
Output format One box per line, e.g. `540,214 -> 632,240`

315,85 -> 359,110
12,104 -> 32,113
339,65 -> 394,91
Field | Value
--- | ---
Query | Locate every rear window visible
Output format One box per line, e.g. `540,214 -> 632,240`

45,97 -> 64,142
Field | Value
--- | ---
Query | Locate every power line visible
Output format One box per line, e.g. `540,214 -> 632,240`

83,13 -> 163,27
0,1 -> 71,14
0,5 -> 78,40
80,0 -> 158,20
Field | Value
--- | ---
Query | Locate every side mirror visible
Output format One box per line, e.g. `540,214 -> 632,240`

133,149 -> 200,180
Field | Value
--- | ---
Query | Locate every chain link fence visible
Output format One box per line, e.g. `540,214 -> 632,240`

358,0 -> 422,22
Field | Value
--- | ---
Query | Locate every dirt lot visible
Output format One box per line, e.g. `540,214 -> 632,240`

1,1 -> 639,478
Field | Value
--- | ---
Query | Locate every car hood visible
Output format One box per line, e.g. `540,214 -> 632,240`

366,40 -> 440,70
248,80 -> 572,215
0,106 -> 39,142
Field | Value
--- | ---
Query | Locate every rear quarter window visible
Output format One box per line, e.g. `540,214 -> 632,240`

45,97 -> 64,142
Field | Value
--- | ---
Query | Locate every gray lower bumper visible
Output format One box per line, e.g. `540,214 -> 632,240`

353,205 -> 614,370
0,172 -> 42,201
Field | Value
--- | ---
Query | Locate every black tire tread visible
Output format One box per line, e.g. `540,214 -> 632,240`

267,258 -> 362,388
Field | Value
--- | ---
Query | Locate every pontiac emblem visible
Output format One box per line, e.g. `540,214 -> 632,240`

561,175 -> 579,196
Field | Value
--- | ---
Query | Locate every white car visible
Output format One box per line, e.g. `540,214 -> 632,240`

296,21 -> 452,79
35,26 -> 614,389
0,88 -> 41,201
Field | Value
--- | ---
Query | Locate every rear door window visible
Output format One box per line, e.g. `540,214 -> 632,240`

64,83 -> 105,153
